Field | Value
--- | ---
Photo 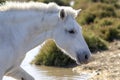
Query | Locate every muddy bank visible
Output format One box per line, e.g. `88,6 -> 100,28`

73,41 -> 120,80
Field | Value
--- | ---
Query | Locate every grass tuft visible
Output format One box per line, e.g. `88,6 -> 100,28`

32,40 -> 75,67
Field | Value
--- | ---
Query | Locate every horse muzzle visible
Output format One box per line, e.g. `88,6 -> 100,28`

76,51 -> 91,65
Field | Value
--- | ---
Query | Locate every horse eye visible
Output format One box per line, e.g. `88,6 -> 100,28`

68,29 -> 75,34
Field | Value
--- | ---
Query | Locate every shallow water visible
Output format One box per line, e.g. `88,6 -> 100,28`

3,46 -> 93,80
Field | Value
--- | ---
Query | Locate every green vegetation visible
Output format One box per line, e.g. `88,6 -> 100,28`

75,0 -> 120,42
78,11 -> 96,25
83,31 -> 108,52
32,40 -> 75,67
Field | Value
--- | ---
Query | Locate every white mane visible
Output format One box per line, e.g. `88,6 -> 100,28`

0,1 -> 77,17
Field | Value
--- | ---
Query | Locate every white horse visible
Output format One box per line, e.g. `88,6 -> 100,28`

0,2 -> 91,80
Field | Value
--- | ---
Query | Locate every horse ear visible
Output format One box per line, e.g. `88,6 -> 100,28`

59,9 -> 66,20
77,9 -> 82,13
76,9 -> 82,17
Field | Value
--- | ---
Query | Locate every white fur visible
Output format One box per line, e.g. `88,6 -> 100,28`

0,2 -> 91,80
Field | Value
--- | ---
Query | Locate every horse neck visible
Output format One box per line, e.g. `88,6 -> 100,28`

9,10 -> 56,53
25,30 -> 53,52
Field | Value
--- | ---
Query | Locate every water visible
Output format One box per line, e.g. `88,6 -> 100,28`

3,46 -> 83,80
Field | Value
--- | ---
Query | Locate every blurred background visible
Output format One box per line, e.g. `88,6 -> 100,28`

1,0 -> 120,80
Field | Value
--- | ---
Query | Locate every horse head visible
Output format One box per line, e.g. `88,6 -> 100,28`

52,7 -> 91,64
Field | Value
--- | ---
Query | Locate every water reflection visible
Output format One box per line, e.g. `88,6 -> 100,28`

23,65 -> 82,80
34,66 -> 79,80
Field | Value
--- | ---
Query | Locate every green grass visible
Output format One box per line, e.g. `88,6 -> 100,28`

78,11 -> 96,25
83,27 -> 108,52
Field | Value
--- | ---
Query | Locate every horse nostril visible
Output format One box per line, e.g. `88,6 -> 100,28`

76,51 -> 91,64
85,54 -> 88,60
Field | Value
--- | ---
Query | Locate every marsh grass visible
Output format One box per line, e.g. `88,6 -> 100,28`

83,31 -> 108,52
